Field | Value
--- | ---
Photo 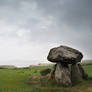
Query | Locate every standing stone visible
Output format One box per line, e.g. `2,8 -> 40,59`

47,45 -> 84,86
55,62 -> 71,86
48,64 -> 57,80
71,63 -> 83,84
78,64 -> 88,80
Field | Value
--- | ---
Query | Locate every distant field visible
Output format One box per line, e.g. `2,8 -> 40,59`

0,65 -> 92,92
81,60 -> 92,65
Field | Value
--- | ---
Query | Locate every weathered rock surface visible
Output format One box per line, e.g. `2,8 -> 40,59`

55,62 -> 71,86
48,64 -> 57,80
47,45 -> 83,64
47,45 -> 85,86
78,64 -> 88,79
71,64 -> 83,84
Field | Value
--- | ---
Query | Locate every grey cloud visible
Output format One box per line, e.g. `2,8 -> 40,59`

0,0 -> 92,60
35,0 -> 92,32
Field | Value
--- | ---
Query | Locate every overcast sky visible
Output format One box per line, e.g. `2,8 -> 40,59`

0,0 -> 92,67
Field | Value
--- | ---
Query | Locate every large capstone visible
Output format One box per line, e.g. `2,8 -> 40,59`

47,45 -> 83,64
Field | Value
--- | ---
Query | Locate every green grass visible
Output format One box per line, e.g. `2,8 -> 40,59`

0,65 -> 92,92
83,65 -> 92,77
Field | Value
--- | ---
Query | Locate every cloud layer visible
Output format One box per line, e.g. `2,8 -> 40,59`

0,0 -> 92,66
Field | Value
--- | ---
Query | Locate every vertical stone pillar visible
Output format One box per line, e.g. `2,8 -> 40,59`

78,64 -> 88,80
71,63 -> 83,84
54,62 -> 71,86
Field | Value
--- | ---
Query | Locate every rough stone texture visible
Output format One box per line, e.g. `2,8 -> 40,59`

55,62 -> 72,86
78,64 -> 88,79
48,64 -> 57,80
47,45 -> 85,86
71,64 -> 83,84
47,45 -> 83,64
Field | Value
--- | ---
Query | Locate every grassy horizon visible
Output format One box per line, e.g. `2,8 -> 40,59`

0,65 -> 91,92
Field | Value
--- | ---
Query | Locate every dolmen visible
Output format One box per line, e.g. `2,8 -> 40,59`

47,45 -> 87,86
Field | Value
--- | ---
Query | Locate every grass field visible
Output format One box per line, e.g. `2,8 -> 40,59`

0,65 -> 92,92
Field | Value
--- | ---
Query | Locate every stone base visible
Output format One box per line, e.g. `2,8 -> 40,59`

71,63 -> 83,84
49,62 -> 71,86
78,64 -> 88,80
49,62 -> 86,86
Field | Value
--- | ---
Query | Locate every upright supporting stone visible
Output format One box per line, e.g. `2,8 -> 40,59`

48,64 -> 57,80
55,62 -> 71,86
71,63 -> 83,84
78,64 -> 88,80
